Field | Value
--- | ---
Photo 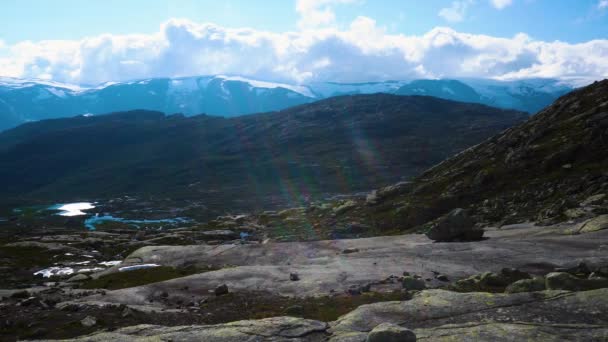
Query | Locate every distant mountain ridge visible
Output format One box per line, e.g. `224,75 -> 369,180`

0,75 -> 574,131
0,94 -> 527,213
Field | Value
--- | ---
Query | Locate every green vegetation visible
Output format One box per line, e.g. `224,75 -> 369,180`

80,266 -> 211,290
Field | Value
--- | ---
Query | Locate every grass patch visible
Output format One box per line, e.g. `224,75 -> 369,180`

80,266 -> 211,290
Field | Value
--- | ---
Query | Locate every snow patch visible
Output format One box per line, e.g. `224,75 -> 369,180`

119,264 -> 161,272
218,75 -> 315,98
99,260 -> 122,267
34,267 -> 74,278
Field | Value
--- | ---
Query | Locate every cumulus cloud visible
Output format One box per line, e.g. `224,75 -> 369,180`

438,0 -> 474,23
0,17 -> 606,85
296,0 -> 358,28
491,0 -> 513,10
599,0 -> 608,9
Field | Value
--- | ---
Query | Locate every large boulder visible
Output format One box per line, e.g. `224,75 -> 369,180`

425,208 -> 484,242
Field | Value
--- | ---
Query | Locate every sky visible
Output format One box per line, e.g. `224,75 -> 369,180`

0,0 -> 607,85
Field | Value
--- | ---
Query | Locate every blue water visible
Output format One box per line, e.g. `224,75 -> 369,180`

84,214 -> 191,230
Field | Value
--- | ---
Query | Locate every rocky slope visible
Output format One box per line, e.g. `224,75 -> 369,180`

0,94 -> 526,214
304,79 -> 608,231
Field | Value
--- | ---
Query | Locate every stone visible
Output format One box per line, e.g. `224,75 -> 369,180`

366,323 -> 416,342
505,277 -> 546,293
200,230 -> 239,240
425,208 -> 484,242
581,193 -> 606,206
402,276 -> 426,291
545,272 -> 608,291
332,288 -> 608,335
570,215 -> 608,234
342,248 -> 360,254
285,305 -> 304,316
365,182 -> 411,205
564,208 -> 586,219
451,268 -> 530,292
45,317 -> 329,341
80,316 -> 97,327
214,284 -> 229,296
290,273 -> 300,281
67,274 -> 90,282
334,200 -> 357,214
436,274 -> 449,282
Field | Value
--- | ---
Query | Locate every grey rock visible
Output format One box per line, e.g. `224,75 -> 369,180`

366,323 -> 416,342
568,215 -> 608,234
200,230 -> 239,240
545,272 -> 608,291
214,284 -> 229,296
40,316 -> 328,341
581,193 -> 606,206
425,208 -> 484,242
402,276 -> 426,291
66,274 -> 90,283
342,248 -> 360,254
505,277 -> 546,293
80,316 -> 97,327
331,288 -> 608,334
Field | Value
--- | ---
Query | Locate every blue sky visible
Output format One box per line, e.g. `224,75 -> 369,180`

2,0 -> 606,44
0,0 -> 607,85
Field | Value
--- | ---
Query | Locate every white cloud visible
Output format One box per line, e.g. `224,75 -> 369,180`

0,18 -> 606,85
296,0 -> 357,28
439,0 -> 474,23
599,0 -> 608,9
491,0 -> 513,9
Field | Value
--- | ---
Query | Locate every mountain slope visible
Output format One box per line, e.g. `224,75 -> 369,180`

0,94 -> 526,212
0,76 -> 573,131
342,79 -> 608,230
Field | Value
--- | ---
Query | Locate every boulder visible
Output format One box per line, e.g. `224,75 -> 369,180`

200,230 -> 239,240
402,276 -> 426,291
505,277 -> 546,293
214,284 -> 229,296
366,323 -> 416,342
581,193 -> 606,206
545,272 -> 608,291
365,181 -> 412,205
80,316 -> 97,327
425,208 -> 484,242
451,268 -> 530,292
569,215 -> 608,234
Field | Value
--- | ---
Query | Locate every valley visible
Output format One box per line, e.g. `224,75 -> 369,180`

0,80 -> 607,341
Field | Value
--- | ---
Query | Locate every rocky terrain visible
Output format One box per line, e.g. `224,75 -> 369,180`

1,80 -> 607,341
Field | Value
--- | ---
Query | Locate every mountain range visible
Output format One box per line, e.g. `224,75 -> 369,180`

0,75 -> 573,131
0,94 -> 526,213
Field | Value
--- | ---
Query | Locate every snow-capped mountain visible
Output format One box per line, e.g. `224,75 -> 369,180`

0,75 -> 577,131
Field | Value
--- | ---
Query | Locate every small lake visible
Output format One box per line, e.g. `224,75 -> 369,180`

84,214 -> 190,231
